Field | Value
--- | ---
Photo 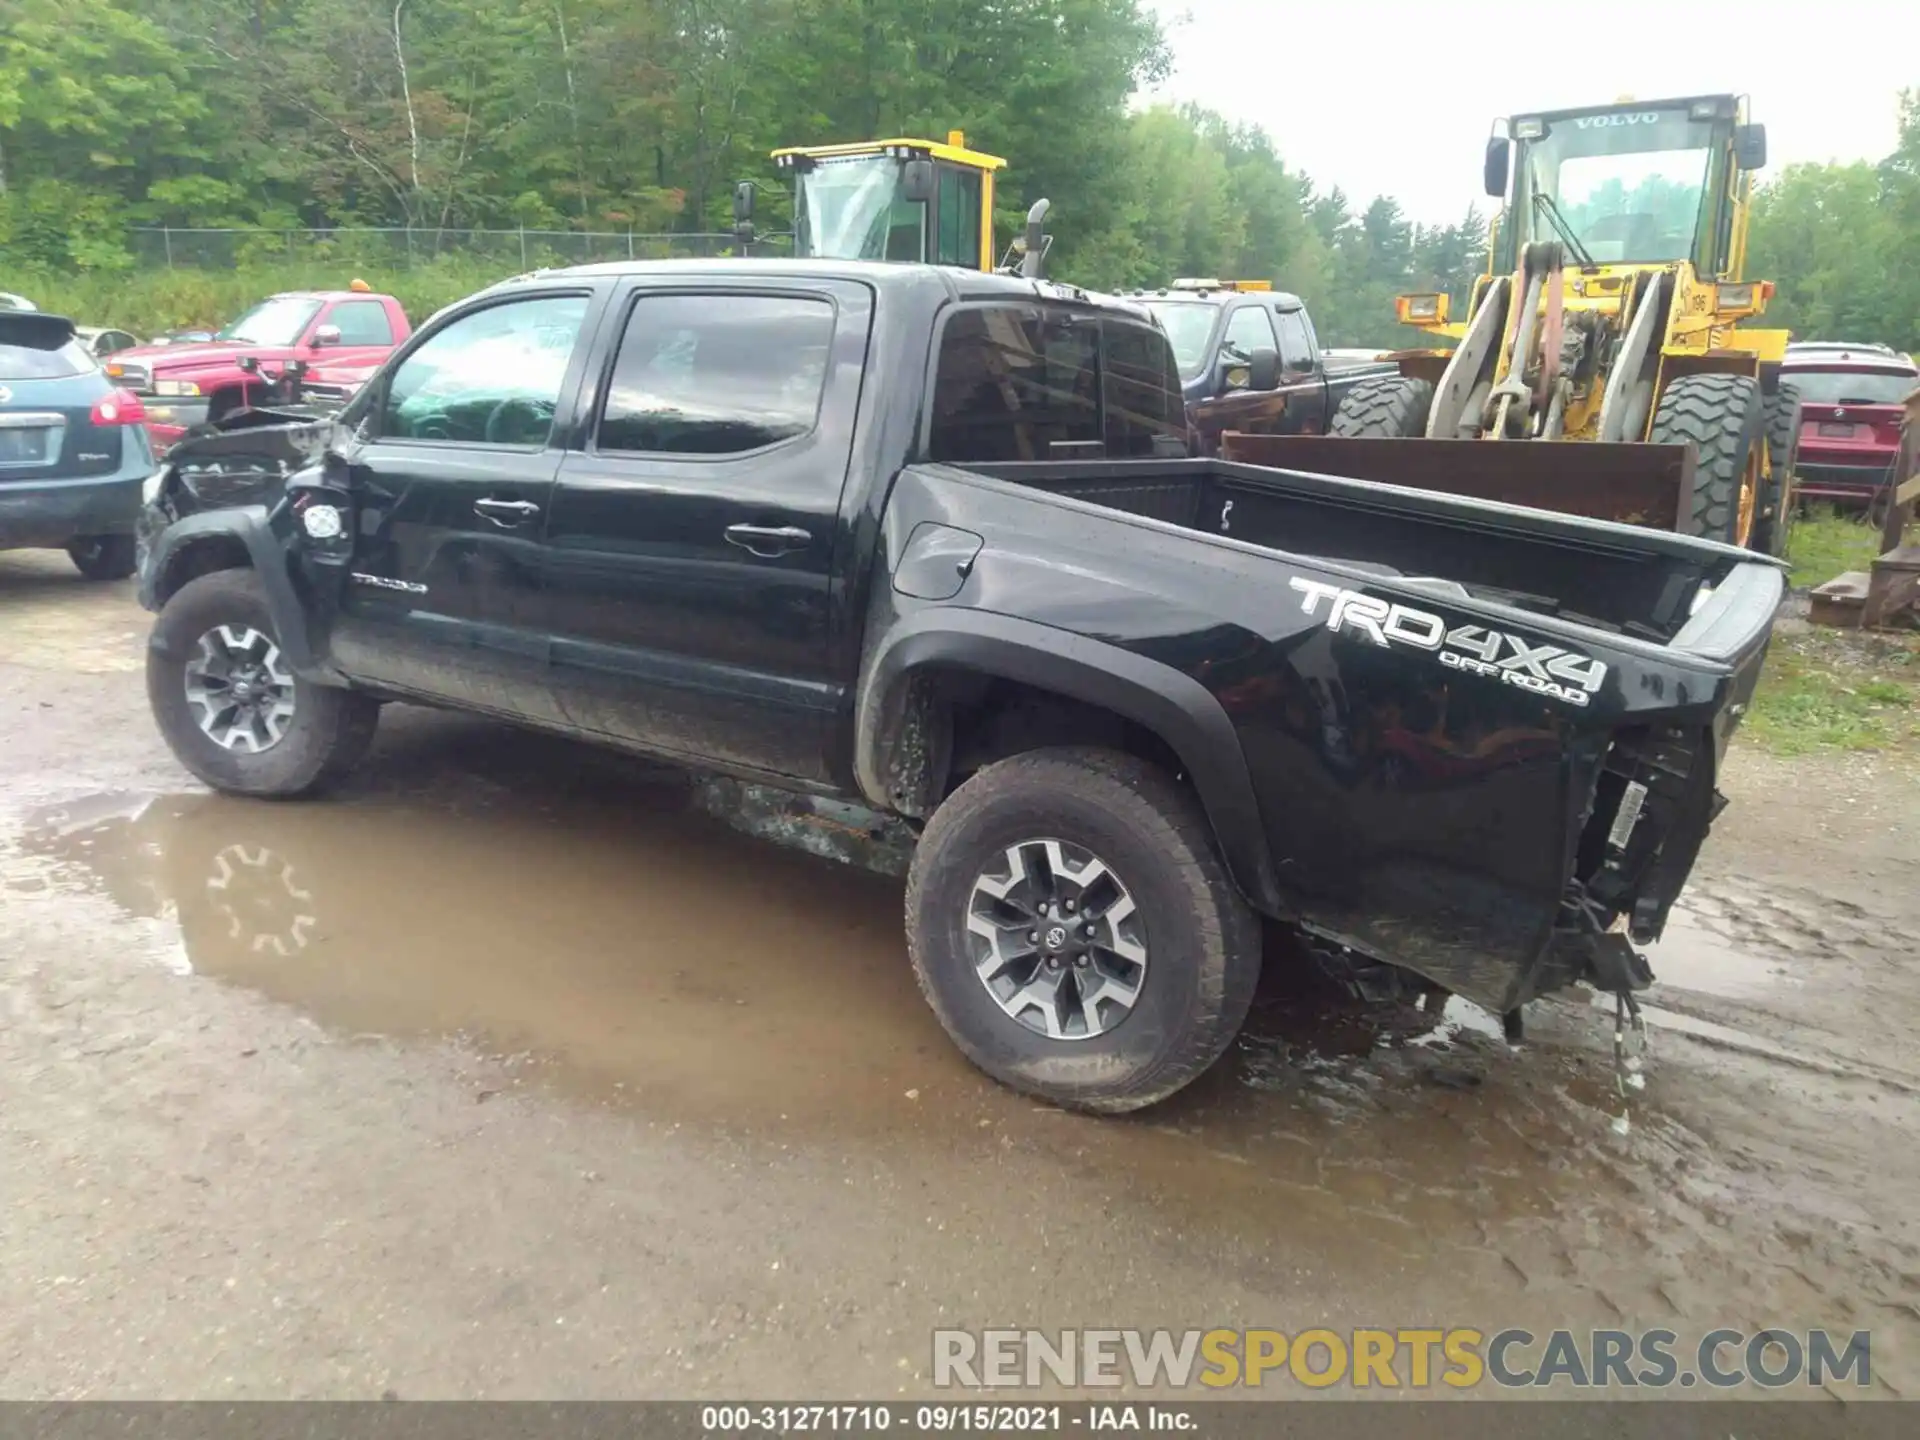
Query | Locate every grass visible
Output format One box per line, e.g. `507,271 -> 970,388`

14,258 -> 514,338
1786,511 -> 1886,590
1745,631 -> 1920,755
1741,510 -> 1920,756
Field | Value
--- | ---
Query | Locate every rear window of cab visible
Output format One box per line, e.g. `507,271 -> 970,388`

1783,367 -> 1917,407
0,338 -> 95,381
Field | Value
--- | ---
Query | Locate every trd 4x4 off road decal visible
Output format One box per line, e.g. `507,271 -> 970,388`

1290,577 -> 1607,707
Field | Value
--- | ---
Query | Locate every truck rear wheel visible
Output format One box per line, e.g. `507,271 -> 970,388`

1751,381 -> 1802,558
1649,373 -> 1766,546
1329,375 -> 1434,438
904,747 -> 1260,1113
147,568 -> 379,798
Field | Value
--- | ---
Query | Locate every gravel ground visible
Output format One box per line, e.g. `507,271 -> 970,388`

3,550 -> 1916,1401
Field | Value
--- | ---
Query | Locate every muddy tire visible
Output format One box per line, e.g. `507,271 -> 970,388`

1751,381 -> 1802,558
904,747 -> 1260,1113
66,534 -> 137,581
1329,375 -> 1434,438
147,568 -> 379,798
1649,373 -> 1766,545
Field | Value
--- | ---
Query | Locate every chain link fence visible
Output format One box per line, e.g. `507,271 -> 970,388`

130,227 -> 795,271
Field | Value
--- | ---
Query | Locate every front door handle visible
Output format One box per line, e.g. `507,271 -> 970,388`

724,523 -> 812,558
474,497 -> 541,527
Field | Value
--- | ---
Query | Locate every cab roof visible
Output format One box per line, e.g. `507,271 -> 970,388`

484,258 -> 1158,323
770,136 -> 1007,171
1124,284 -> 1307,311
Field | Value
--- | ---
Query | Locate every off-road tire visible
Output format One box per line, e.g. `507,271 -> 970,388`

904,747 -> 1260,1113
66,534 -> 137,581
1751,381 -> 1802,557
147,568 -> 379,798
1648,373 -> 1766,545
1329,375 -> 1434,438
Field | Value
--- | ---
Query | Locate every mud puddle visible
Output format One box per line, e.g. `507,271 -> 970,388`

1642,903 -> 1801,1002
16,778 -> 963,1132
12,711 -> 1901,1333
10,765 -> 1733,1304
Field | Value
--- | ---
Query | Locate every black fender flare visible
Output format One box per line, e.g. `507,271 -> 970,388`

855,608 -> 1287,917
141,505 -> 337,680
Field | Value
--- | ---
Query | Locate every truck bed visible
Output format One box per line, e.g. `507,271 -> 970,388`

878,456 -> 1784,1012
964,455 -> 1769,647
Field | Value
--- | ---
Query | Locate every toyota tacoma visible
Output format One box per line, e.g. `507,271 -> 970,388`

137,259 -> 1783,1112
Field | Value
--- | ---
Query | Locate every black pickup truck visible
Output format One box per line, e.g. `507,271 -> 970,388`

1126,280 -> 1395,454
137,259 -> 1784,1113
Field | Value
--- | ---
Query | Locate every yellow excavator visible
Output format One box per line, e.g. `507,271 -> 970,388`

1238,95 -> 1798,554
731,130 -> 1053,277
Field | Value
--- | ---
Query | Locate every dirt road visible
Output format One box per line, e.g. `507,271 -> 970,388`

3,550 -> 1917,1399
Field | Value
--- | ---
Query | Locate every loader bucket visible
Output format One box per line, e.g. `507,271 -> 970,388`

1220,433 -> 1699,533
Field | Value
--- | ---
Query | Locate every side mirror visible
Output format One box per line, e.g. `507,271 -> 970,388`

313,324 -> 342,347
901,158 -> 935,205
1483,136 -> 1510,199
1226,348 -> 1280,392
1734,123 -> 1767,171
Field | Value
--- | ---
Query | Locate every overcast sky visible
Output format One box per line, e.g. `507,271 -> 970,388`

1144,0 -> 1914,225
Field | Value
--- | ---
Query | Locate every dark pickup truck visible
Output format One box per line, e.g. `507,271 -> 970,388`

137,259 -> 1783,1113
1127,280 -> 1395,454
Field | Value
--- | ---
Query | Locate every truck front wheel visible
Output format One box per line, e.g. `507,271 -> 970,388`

905,747 -> 1260,1112
147,568 -> 379,798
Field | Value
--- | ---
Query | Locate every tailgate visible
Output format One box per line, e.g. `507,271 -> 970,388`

0,376 -> 122,483
1799,402 -> 1904,458
1667,557 -> 1784,760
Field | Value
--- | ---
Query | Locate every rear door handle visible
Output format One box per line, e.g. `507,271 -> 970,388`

724,523 -> 812,558
474,498 -> 541,527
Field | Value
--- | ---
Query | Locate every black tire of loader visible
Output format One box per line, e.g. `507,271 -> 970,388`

904,748 -> 1261,1114
1648,373 -> 1766,545
1752,381 -> 1803,557
1329,375 -> 1434,438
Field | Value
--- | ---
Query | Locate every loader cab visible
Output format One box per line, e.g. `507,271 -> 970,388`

765,133 -> 1006,271
1484,94 -> 1766,280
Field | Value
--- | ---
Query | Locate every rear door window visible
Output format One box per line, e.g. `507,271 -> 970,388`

596,293 -> 836,456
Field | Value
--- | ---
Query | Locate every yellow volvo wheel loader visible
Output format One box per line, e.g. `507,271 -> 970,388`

1229,95 -> 1799,555
732,131 -> 1053,277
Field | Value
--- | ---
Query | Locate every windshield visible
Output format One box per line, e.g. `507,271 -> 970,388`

1515,108 -> 1717,265
1141,302 -> 1217,379
217,296 -> 323,346
1785,368 -> 1918,406
794,156 -> 925,262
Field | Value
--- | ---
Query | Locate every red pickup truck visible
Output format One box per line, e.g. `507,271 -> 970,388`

105,287 -> 411,452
